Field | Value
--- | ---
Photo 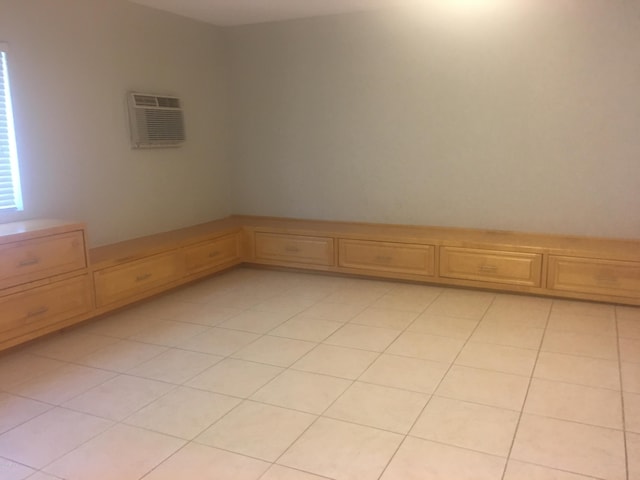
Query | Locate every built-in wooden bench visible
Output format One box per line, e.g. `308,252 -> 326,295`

1,215 -> 639,352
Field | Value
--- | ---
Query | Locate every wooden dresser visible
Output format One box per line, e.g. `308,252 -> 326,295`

0,220 -> 93,350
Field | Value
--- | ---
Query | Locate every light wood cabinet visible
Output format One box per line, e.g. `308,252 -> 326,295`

548,256 -> 640,299
0,275 -> 92,340
94,251 -> 183,307
254,232 -> 334,267
338,239 -> 434,277
184,233 -> 241,274
440,247 -> 543,287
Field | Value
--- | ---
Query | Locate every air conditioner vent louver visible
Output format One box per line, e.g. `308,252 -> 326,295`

128,92 -> 185,148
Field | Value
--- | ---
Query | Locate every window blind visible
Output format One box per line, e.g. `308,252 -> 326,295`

0,45 -> 23,211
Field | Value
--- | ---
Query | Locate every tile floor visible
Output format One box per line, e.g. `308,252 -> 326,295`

0,267 -> 639,480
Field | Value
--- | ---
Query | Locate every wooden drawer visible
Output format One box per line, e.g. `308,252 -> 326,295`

338,239 -> 435,276
254,232 -> 334,266
548,256 -> 640,299
0,275 -> 92,338
94,251 -> 182,307
0,231 -> 86,290
185,234 -> 241,274
440,247 -> 542,287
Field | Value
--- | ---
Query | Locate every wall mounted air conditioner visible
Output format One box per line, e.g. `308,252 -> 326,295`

127,92 -> 185,148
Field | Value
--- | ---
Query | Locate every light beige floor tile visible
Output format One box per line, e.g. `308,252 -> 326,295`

471,321 -> 544,349
218,310 -> 291,334
359,354 -> 448,394
252,296 -> 316,316
0,393 -> 51,435
371,292 -> 437,313
324,324 -> 400,352
492,294 -> 552,310
186,358 -> 283,397
251,370 -> 350,414
380,436 -> 506,480
44,424 -> 184,480
179,327 -> 260,356
618,317 -> 640,340
425,291 -> 494,320
128,320 -> 209,347
524,378 -> 623,429
511,414 -> 626,480
7,364 -> 115,405
436,365 -> 529,410
552,300 -> 615,319
63,374 -> 173,421
131,297 -> 205,322
625,391 -> 640,433
541,330 -> 618,360
279,417 -> 402,480
270,315 -> 343,342
628,432 -> 640,480
0,458 -> 34,480
27,332 -> 117,362
349,307 -> 419,329
260,465 -> 331,480
142,442 -> 269,480
197,400 -> 316,461
534,351 -> 621,390
125,386 -> 240,439
455,342 -> 537,376
24,472 -> 61,480
407,313 -> 478,339
204,290 -> 265,309
386,331 -> 464,363
411,396 -> 519,456
0,353 -> 65,390
503,460 -> 601,479
183,305 -> 245,327
483,302 -> 550,328
128,348 -> 222,384
299,302 -> 365,322
232,335 -> 316,367
0,407 -> 112,469
79,310 -> 160,338
322,289 -> 385,308
292,344 -> 378,380
547,312 -> 617,336
325,382 -> 428,433
75,340 -> 166,373
623,362 -> 640,393
617,305 -> 640,321
620,338 -> 640,364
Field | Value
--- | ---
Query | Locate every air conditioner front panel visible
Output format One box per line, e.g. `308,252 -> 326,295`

128,92 -> 185,148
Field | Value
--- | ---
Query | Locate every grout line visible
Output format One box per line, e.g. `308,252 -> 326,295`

615,307 -> 630,480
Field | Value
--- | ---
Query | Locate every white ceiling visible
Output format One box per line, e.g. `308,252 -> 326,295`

128,0 -> 413,26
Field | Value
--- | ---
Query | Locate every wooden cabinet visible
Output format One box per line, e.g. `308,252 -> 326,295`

548,256 -> 640,299
94,251 -> 183,307
1,275 -> 92,340
254,232 -> 334,267
185,233 -> 241,275
0,220 -> 92,351
439,247 -> 543,287
338,239 -> 434,277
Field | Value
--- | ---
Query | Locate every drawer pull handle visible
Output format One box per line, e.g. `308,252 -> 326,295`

479,265 -> 498,274
27,307 -> 49,318
136,273 -> 152,282
284,246 -> 300,253
376,255 -> 392,263
19,258 -> 40,267
208,251 -> 221,258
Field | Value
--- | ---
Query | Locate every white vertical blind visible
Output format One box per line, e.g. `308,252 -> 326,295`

0,44 -> 23,211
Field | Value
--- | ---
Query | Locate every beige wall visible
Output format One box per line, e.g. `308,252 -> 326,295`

0,0 -> 231,246
227,2 -> 640,238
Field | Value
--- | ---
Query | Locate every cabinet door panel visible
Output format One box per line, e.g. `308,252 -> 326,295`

548,256 -> 640,298
338,239 -> 434,276
0,231 -> 86,289
440,247 -> 542,287
254,232 -> 334,266
94,251 -> 182,307
185,234 -> 240,274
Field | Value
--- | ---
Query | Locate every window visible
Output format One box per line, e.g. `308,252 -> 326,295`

0,44 -> 23,211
